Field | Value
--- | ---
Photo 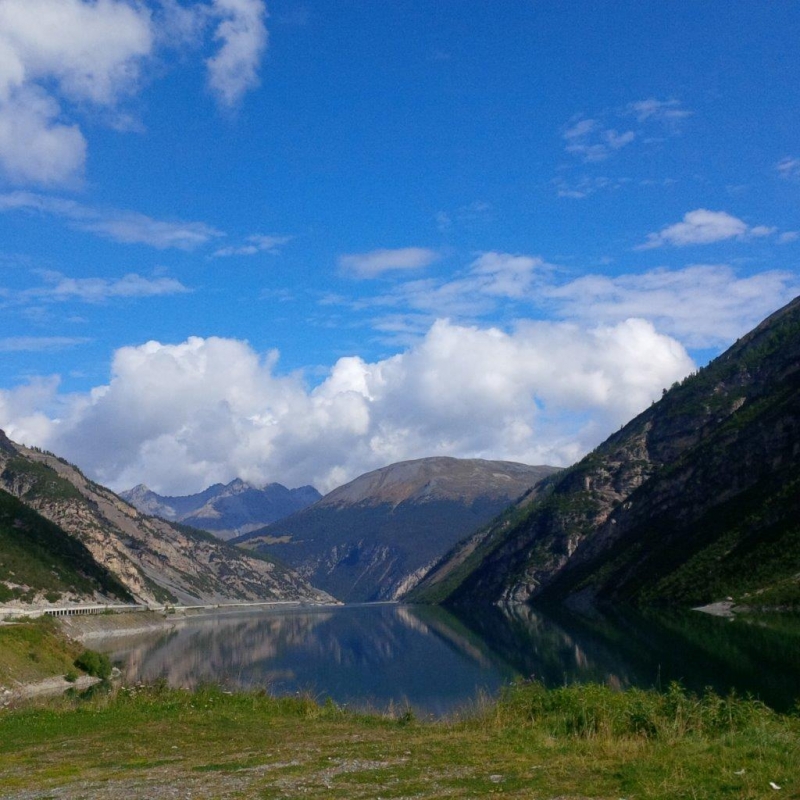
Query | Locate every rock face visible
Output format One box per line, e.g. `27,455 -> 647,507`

412,295 -> 800,610
0,486 -> 133,605
121,480 -> 321,540
0,438 -> 333,606
235,458 -> 559,602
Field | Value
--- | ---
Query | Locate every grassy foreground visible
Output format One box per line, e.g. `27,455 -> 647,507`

0,681 -> 797,799
0,616 -> 84,685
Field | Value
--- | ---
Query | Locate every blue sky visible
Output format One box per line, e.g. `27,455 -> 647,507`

0,0 -> 798,494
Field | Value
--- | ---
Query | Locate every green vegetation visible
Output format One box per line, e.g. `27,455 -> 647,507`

2,456 -> 83,502
0,617 -> 84,685
74,649 -> 112,680
416,296 -> 800,610
0,488 -> 132,603
0,681 -> 796,799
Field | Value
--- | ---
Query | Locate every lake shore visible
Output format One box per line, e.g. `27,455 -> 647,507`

0,681 -> 796,799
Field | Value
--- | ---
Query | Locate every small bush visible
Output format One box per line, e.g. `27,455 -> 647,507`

64,669 -> 79,683
74,650 -> 112,680
492,680 -> 774,741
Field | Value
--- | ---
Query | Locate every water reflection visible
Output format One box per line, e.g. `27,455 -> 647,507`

449,604 -> 800,711
99,604 -> 516,717
96,603 -> 800,716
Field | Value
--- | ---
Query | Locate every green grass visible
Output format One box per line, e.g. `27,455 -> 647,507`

0,617 -> 84,685
0,681 -> 797,799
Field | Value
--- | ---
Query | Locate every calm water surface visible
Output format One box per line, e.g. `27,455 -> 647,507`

95,603 -> 800,716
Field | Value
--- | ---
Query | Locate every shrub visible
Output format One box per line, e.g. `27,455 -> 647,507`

74,650 -> 112,680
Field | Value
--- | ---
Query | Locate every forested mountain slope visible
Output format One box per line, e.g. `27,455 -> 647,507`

411,296 -> 800,609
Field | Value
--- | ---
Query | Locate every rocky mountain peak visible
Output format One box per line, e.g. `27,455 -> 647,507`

238,457 -> 559,602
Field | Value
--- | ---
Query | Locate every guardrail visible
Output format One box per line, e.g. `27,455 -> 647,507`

1,604 -> 150,619
1,599 -> 316,620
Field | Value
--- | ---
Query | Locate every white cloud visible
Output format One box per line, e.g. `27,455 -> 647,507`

213,234 -> 292,257
627,98 -> 692,124
560,99 -> 690,172
206,0 -> 268,108
0,0 -> 153,105
19,271 -> 190,303
468,252 -> 548,299
356,252 -> 551,327
356,251 -> 798,352
0,375 -> 62,446
777,157 -> 800,179
545,264 -> 800,348
0,87 -> 87,186
339,247 -> 441,278
553,175 -> 631,199
435,201 -> 492,232
0,191 -> 223,249
0,321 -> 694,495
0,0 -> 268,186
0,0 -> 153,185
563,116 -> 635,162
0,336 -> 90,352
637,209 -> 774,249
563,118 -> 597,141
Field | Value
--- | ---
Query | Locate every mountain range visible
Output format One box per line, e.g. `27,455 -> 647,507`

121,480 -> 321,540
3,295 -> 798,613
411,295 -> 800,611
0,432 -> 331,607
235,458 -> 559,602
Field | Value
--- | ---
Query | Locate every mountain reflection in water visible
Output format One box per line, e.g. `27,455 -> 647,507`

96,603 -> 800,716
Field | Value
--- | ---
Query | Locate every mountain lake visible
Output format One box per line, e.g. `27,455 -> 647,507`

92,603 -> 800,717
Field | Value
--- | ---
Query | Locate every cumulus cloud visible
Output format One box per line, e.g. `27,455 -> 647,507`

0,0 -> 153,185
339,247 -> 441,278
213,234 -> 292,257
544,264 -> 800,348
206,0 -> 268,108
638,209 -> 775,249
0,0 -> 268,185
0,87 -> 87,186
0,0 -> 153,104
0,191 -> 223,249
0,321 -> 694,495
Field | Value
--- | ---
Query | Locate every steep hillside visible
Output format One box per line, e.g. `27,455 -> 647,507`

0,487 -> 132,605
412,296 -> 800,610
0,432 -> 332,606
121,480 -> 321,540
236,458 -> 559,602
